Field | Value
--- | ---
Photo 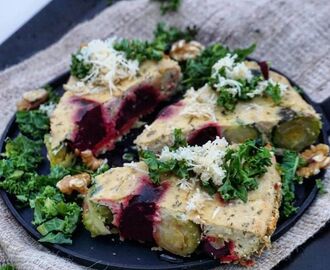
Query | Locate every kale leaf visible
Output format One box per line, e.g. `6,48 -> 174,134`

31,186 -> 81,244
15,86 -> 60,140
70,54 -> 92,80
279,150 -> 304,217
140,150 -> 190,184
219,140 -> 272,202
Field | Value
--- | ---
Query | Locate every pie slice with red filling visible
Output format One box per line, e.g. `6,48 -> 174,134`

50,57 -> 181,156
88,153 -> 281,265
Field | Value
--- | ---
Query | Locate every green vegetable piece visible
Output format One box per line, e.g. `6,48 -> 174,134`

70,53 -> 92,79
82,190 -> 113,237
16,110 -> 49,140
44,135 -> 75,168
219,140 -> 272,202
154,210 -> 200,256
222,125 -> 259,144
39,232 -> 72,245
170,128 -> 187,150
37,217 -> 65,235
279,150 -> 303,217
273,116 -> 321,151
0,264 -> 16,270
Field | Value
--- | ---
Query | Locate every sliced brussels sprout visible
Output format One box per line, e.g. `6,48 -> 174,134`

154,209 -> 200,257
44,134 -> 75,167
272,116 -> 321,151
82,190 -> 113,237
222,125 -> 259,144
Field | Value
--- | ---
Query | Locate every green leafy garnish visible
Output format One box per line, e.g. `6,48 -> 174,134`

15,86 -> 60,140
70,54 -> 92,80
219,140 -> 272,202
114,23 -> 197,63
31,186 -> 81,244
153,0 -> 182,14
140,150 -> 189,184
16,110 -> 49,140
170,128 -> 187,150
264,82 -> 282,105
316,179 -> 327,195
182,43 -> 256,90
279,150 -> 305,217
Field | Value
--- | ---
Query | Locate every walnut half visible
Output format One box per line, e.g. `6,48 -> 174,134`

17,88 -> 49,111
297,144 -> 330,178
76,149 -> 106,171
56,173 -> 91,195
170,40 -> 204,61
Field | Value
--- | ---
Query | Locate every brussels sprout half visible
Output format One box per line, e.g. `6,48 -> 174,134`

154,209 -> 201,257
44,134 -> 75,167
222,125 -> 259,144
83,190 -> 113,238
272,116 -> 321,151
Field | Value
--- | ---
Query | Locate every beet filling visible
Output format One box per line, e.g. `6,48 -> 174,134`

119,178 -> 168,242
115,85 -> 160,132
71,98 -> 109,152
188,123 -> 221,146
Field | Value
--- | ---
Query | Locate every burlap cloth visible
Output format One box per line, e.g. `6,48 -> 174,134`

0,0 -> 329,269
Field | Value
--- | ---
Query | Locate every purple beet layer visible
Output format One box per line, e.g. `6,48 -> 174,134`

70,85 -> 164,155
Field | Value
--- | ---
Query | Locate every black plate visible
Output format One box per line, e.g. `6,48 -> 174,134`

1,68 -> 330,270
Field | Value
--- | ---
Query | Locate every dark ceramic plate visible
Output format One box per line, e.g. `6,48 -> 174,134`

1,68 -> 330,270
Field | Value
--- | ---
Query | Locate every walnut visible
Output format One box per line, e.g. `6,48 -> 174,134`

77,149 -> 106,171
170,40 -> 204,61
56,173 -> 91,195
17,88 -> 48,111
297,144 -> 330,178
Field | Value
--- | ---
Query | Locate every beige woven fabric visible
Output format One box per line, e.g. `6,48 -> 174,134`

0,0 -> 329,269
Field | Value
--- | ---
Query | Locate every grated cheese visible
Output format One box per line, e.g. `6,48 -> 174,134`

180,85 -> 217,121
159,137 -> 228,186
247,78 -> 288,98
39,102 -> 56,117
211,54 -> 253,97
71,38 -> 139,95
211,54 -> 287,100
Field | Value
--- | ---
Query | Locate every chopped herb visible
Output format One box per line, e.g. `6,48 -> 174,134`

140,150 -> 190,184
70,53 -> 92,80
316,179 -> 327,195
182,43 -> 255,89
153,0 -> 182,14
264,82 -> 282,105
219,140 -> 272,202
114,23 -> 197,63
170,128 -> 187,150
279,150 -> 305,217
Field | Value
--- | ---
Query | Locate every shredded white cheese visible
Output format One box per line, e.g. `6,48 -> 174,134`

247,78 -> 288,98
180,85 -> 217,121
211,54 -> 253,96
39,102 -> 56,117
211,54 -> 287,100
71,38 -> 139,95
159,137 -> 228,186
